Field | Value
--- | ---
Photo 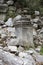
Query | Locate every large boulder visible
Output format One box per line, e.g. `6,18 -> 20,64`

22,55 -> 36,65
19,52 -> 36,65
0,50 -> 23,65
0,49 -> 36,65
36,55 -> 43,63
33,54 -> 43,65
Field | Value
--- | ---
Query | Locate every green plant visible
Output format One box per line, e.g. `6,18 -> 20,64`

40,0 -> 43,7
40,47 -> 43,55
40,7 -> 43,15
4,6 -> 16,22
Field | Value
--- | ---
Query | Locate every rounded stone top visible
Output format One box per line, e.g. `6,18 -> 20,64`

13,15 -> 32,27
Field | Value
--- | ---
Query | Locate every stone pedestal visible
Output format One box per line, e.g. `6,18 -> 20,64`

15,26 -> 33,48
14,19 -> 34,48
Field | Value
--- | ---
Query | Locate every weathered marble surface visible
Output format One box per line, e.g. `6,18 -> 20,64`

0,49 -> 36,65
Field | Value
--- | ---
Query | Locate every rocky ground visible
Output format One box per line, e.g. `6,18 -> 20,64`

0,13 -> 43,65
0,0 -> 43,65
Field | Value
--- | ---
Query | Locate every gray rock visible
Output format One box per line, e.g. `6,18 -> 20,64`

0,60 -> 3,65
5,18 -> 13,27
18,46 -> 24,52
26,50 -> 33,55
33,18 -> 39,23
0,50 -> 23,65
6,38 -> 17,46
35,46 -> 41,52
0,0 -> 4,4
0,46 -> 3,49
7,0 -> 14,5
0,27 -> 7,34
15,27 -> 34,48
22,55 -> 36,65
1,34 -> 7,39
25,15 -> 31,19
19,52 -> 28,58
0,49 -> 36,65
33,29 -> 37,36
29,48 -> 39,55
2,24 -> 7,28
8,46 -> 18,52
13,15 -> 22,22
33,23 -> 38,29
3,47 -> 9,52
19,52 -> 36,65
0,4 -> 8,13
38,28 -> 43,42
0,20 -> 4,25
33,54 -> 43,64
35,11 -> 40,15
0,26 -> 2,29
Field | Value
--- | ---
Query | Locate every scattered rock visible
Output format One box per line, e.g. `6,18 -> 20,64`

33,18 -> 39,23
2,25 -> 7,28
3,46 -> 9,52
19,52 -> 28,58
26,50 -> 33,55
0,20 -> 4,25
7,0 -> 14,5
33,23 -> 38,29
8,46 -> 18,52
0,9 -> 43,65
18,46 -> 24,52
0,46 -> 3,49
35,11 -> 40,16
1,34 -> 7,39
33,29 -> 37,36
35,46 -> 41,52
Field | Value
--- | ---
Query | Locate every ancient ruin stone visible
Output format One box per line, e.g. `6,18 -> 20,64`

13,16 -> 34,48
